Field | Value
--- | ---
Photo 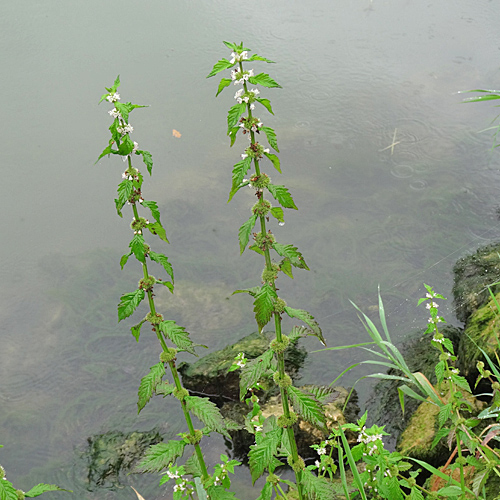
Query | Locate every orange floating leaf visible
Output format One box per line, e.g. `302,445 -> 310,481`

172,129 -> 182,138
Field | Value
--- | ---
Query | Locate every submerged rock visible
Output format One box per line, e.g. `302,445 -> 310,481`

452,242 -> 500,324
82,429 -> 162,490
178,331 -> 307,401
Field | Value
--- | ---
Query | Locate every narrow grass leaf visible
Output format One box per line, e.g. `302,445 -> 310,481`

338,446 -> 352,500
339,426 -> 368,500
138,362 -> 165,413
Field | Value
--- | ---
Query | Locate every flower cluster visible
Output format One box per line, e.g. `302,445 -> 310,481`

231,67 -> 254,85
234,88 -> 260,106
357,426 -> 385,456
419,285 -> 446,330
230,51 -> 249,63
227,351 -> 248,372
106,92 -> 120,103
241,143 -> 269,160
117,123 -> 133,134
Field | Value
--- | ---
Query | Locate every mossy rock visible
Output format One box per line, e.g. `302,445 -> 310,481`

452,242 -> 500,324
457,291 -> 500,379
221,385 -> 358,462
178,331 -> 306,401
397,390 -> 484,466
82,428 -> 162,489
366,325 -> 462,444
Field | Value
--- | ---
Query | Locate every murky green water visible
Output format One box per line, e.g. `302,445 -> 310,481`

2,0 -> 500,498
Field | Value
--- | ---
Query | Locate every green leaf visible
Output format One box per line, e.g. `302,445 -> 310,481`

267,184 -> 297,210
261,126 -> 279,152
116,179 -> 133,215
120,251 -> 132,269
185,396 -> 229,437
270,206 -> 284,223
287,386 -> 326,431
156,280 -> 174,293
229,157 -> 252,201
284,306 -> 326,346
437,485 -> 464,496
273,243 -> 309,270
280,258 -> 293,278
232,286 -> 262,297
435,360 -> 445,384
131,319 -> 146,342
248,427 -> 283,483
155,381 -> 176,396
142,200 -> 161,223
137,150 -> 153,175
0,480 -> 19,500
451,374 -> 471,392
115,101 -> 148,123
263,152 -> 281,173
135,440 -> 186,473
248,73 -> 282,89
216,78 -> 232,96
300,468 -> 336,500
222,41 -> 238,51
207,58 -> 235,78
228,126 -> 240,147
238,214 -> 258,254
227,103 -> 247,132
138,362 -> 165,413
159,320 -> 196,355
25,484 -> 71,497
147,221 -> 169,243
118,133 -> 135,156
288,325 -> 311,343
255,483 -> 273,500
255,98 -> 274,115
240,348 -> 274,400
150,251 -> 174,282
205,486 -> 237,500
129,233 -> 146,263
248,54 -> 275,64
253,284 -> 277,333
184,453 -> 204,478
118,289 -> 145,321
96,144 -> 118,163
438,402 -> 452,428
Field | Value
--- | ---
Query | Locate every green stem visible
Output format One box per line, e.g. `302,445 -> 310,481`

130,174 -> 210,483
456,439 -> 466,497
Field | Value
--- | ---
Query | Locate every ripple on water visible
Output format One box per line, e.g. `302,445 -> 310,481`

409,179 -> 429,191
390,164 -> 414,179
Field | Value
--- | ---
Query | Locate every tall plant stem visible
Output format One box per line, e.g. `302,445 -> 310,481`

130,202 -> 210,482
242,75 -> 305,500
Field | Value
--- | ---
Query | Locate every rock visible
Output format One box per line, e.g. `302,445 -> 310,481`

82,429 -> 163,489
458,291 -> 500,378
178,331 -> 306,402
221,385 -> 359,462
452,242 -> 500,324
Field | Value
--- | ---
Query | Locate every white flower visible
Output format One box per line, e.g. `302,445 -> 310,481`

118,124 -> 133,134
263,148 -> 270,154
250,103 -> 255,110
248,69 -> 254,77
254,425 -> 263,432
426,302 -> 438,309
234,89 -> 244,99
426,292 -> 433,298
133,141 -> 139,153
433,336 -> 443,343
173,484 -> 185,492
315,460 -> 320,468
317,447 -> 326,455
250,88 -> 260,96
230,68 -> 239,81
167,470 -> 180,479
241,153 -> 248,159
108,108 -> 121,118
122,172 -> 127,179
236,360 -> 246,368
106,93 -> 120,103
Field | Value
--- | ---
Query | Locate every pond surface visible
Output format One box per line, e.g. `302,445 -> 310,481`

2,0 -> 500,498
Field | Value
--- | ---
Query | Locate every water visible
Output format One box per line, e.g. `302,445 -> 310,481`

2,0 -> 500,498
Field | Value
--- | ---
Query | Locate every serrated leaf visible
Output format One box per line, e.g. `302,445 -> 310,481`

159,320 -> 196,355
451,374 -> 471,392
222,41 -> 238,51
437,485 -> 464,496
435,360 -> 445,384
263,152 -> 281,173
267,184 -> 297,210
228,125 -> 240,147
129,233 -> 146,262
240,348 -> 274,399
255,97 -> 274,115
300,468 -> 336,500
25,484 -> 70,497
273,243 -> 309,270
116,179 -> 133,213
216,78 -> 232,96
142,200 -> 161,223
118,289 -> 145,321
120,251 -> 132,269
233,286 -> 262,297
443,337 -> 454,354
184,453 -> 204,478
137,150 -> 153,175
0,480 -> 19,500
249,244 -> 265,256
438,402 -> 452,428
118,133 -> 135,156
261,126 -> 279,152
249,427 -> 283,483
227,103 -> 247,132
229,157 -> 252,201
248,54 -> 275,63
253,284 -> 277,333
131,319 -> 146,342
155,381 -> 176,396
255,482 -> 272,500
280,258 -> 293,279
207,58 -> 235,78
185,396 -> 229,437
238,214 -> 258,254
284,306 -> 326,346
147,221 -> 169,243
287,386 -> 326,431
156,280 -> 174,293
289,325 -> 311,343
205,486 -> 237,500
248,73 -> 282,89
270,207 -> 284,223
135,440 -> 186,473
431,427 -> 450,450
96,144 -> 118,164
150,251 -> 174,282
115,102 -> 148,124
138,362 -> 165,413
